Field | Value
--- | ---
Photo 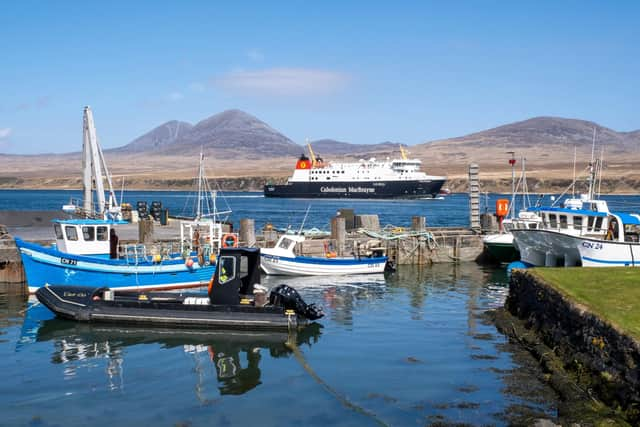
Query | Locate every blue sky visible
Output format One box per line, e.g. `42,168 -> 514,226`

1,1 -> 638,154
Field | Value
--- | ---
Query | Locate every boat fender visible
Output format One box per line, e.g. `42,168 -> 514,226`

222,233 -> 238,248
269,284 -> 324,320
185,258 -> 194,268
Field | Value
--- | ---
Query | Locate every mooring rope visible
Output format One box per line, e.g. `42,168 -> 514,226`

285,338 -> 389,427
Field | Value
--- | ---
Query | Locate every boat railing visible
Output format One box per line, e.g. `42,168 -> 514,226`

123,244 -> 150,265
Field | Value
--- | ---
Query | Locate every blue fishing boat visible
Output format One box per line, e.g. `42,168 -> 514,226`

15,219 -> 217,293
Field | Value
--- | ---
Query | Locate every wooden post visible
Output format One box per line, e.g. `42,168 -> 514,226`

411,216 -> 426,231
239,218 -> 256,247
331,216 -> 346,256
138,218 -> 154,244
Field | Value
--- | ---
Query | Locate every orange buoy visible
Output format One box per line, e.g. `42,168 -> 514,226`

496,199 -> 509,217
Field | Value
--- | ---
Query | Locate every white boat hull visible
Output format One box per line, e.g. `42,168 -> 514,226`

260,254 -> 388,276
512,229 -> 640,267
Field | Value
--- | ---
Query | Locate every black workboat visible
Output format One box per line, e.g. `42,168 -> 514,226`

36,247 -> 323,331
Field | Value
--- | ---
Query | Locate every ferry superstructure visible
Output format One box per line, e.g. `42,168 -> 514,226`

264,145 -> 446,199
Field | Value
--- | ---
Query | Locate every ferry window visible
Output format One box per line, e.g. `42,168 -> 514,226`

54,224 -> 63,239
97,226 -> 108,241
559,215 -> 568,229
549,214 -> 558,228
82,226 -> 95,241
587,216 -> 595,230
218,256 -> 235,285
573,216 -> 583,230
65,226 -> 78,241
594,217 -> 603,231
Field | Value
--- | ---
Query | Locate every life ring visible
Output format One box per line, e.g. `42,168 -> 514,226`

222,233 -> 238,248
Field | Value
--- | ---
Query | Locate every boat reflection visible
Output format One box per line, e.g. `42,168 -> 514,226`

34,319 -> 322,398
262,273 -> 387,326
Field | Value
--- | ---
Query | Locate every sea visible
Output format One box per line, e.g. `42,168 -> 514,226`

2,189 -> 640,426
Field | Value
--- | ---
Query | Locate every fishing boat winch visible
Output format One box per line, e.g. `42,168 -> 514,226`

36,247 -> 323,330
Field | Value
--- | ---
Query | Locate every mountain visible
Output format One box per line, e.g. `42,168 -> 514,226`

115,109 -> 301,159
116,120 -> 193,152
424,116 -> 638,151
411,116 -> 640,175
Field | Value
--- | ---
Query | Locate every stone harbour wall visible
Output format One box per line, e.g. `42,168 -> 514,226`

507,270 -> 640,421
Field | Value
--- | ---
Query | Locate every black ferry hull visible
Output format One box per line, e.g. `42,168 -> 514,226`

264,179 -> 446,199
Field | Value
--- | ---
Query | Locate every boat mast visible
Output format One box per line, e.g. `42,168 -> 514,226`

82,108 -> 93,215
587,127 -> 597,200
399,145 -> 408,160
82,106 -> 106,216
306,140 -> 317,167
196,150 -> 204,220
507,151 -> 516,218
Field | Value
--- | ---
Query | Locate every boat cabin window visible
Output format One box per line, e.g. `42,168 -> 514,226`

573,216 -> 583,230
624,224 -> 640,242
218,256 -> 235,284
594,217 -> 603,232
559,215 -> 568,229
97,226 -> 108,241
279,237 -> 295,250
587,216 -> 604,232
528,222 -> 538,229
82,226 -> 95,241
548,214 -> 558,228
54,224 -> 63,239
65,226 -> 78,241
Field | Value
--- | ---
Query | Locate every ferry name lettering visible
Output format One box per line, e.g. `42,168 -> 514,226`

581,241 -> 603,250
348,187 -> 375,193
320,186 -> 347,193
61,257 -> 78,265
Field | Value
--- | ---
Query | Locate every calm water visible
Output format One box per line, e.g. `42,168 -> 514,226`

2,265 -> 558,426
2,189 -> 639,232
2,190 -> 640,425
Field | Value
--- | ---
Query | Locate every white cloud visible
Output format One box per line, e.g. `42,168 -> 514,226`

168,91 -> 184,101
216,68 -> 350,97
0,128 -> 12,139
247,49 -> 264,62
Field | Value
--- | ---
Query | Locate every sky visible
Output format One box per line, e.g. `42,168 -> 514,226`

1,0 -> 639,154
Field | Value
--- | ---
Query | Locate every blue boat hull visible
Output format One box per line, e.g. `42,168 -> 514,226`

15,238 -> 216,293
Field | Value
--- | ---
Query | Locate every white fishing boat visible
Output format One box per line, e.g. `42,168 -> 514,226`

482,154 -> 542,263
511,133 -> 640,267
260,234 -> 389,276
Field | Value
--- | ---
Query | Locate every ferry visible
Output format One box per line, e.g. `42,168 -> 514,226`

264,145 -> 446,199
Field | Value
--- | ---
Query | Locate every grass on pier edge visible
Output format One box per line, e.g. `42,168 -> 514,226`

530,267 -> 640,341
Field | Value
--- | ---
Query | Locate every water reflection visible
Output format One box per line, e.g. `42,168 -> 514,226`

34,320 -> 322,399
262,273 -> 387,328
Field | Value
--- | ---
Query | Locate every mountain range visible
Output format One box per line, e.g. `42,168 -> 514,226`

1,109 -> 638,191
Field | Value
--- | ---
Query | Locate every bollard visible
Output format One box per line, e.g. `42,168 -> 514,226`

138,218 -> 154,244
331,216 -> 346,256
239,218 -> 256,247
